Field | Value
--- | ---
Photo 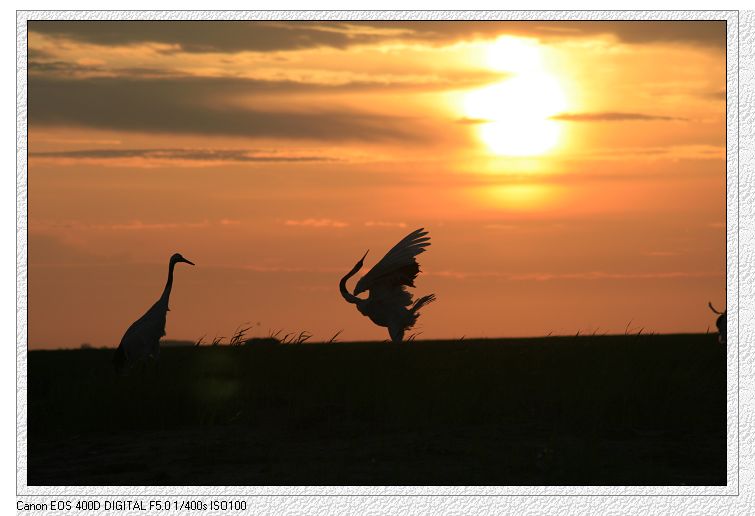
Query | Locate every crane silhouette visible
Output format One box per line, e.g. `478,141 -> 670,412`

340,228 -> 436,343
113,253 -> 194,374
708,301 -> 726,345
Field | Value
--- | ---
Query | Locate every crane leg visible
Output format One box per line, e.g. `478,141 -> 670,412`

388,326 -> 405,344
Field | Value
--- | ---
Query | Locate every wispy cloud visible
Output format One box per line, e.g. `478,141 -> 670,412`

29,21 -> 387,53
426,269 -> 722,281
239,264 -> 343,273
364,221 -> 407,228
28,232 -> 126,266
108,220 -> 210,231
284,218 -> 349,228
560,144 -> 724,162
510,271 -> 721,281
30,148 -> 336,164
28,59 -> 184,79
31,219 -> 223,231
29,55 -> 505,92
551,112 -> 689,122
346,20 -> 726,49
484,223 -> 518,230
33,137 -> 123,146
455,117 -> 491,125
28,59 -> 106,75
702,89 -> 726,100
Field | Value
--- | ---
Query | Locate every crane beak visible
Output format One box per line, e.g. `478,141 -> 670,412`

182,258 -> 195,266
358,250 -> 369,264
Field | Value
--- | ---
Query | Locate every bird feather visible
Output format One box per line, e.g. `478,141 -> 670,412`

355,228 -> 430,293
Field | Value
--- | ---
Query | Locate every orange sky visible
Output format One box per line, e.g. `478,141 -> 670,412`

26,21 -> 726,348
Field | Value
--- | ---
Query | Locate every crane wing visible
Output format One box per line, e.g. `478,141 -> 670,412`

355,228 -> 430,294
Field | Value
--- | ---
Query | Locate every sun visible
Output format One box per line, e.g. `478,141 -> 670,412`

463,37 -> 568,157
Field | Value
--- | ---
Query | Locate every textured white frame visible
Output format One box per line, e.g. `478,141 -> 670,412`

16,9 -> 750,512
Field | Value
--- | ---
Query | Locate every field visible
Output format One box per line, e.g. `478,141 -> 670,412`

27,334 -> 725,486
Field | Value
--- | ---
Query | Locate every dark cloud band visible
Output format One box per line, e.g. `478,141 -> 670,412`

29,20 -> 726,54
28,21 -> 379,53
28,76 -> 423,142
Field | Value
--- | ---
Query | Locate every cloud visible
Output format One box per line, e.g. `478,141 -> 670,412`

456,110 -> 694,127
509,271 -> 721,281
564,145 -> 724,161
105,220 -> 211,231
239,264 -> 341,273
598,21 -> 725,49
29,232 -> 124,265
364,221 -> 407,228
284,218 -> 349,228
28,46 -> 55,60
32,219 -> 213,231
28,54 -> 504,92
28,58 -> 184,79
30,148 -> 336,164
347,21 -> 725,49
28,76 -> 424,142
33,137 -> 123,145
426,269 -> 722,281
29,21 -> 386,53
29,20 -> 726,53
550,112 -> 689,122
702,89 -> 726,100
28,60 -> 105,75
642,251 -> 680,257
455,117 -> 491,125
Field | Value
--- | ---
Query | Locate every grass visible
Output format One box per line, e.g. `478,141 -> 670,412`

27,333 -> 725,486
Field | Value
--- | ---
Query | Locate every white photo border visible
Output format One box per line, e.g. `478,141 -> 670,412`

16,9 -> 746,504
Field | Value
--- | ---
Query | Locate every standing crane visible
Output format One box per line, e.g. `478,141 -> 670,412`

339,228 -> 436,343
113,253 -> 194,374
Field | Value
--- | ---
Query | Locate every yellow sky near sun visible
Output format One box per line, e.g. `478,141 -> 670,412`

26,21 -> 726,348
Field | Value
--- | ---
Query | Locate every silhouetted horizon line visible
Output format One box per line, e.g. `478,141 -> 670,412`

28,331 -> 719,351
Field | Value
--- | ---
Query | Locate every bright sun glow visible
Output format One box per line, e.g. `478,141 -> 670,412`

487,36 -> 543,74
463,37 -> 568,157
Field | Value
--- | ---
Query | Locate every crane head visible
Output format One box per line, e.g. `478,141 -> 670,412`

171,253 -> 195,266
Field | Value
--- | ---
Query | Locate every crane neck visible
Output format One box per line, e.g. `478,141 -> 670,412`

158,259 -> 177,308
340,258 -> 365,305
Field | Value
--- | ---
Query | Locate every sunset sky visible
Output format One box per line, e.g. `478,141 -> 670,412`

27,20 -> 726,349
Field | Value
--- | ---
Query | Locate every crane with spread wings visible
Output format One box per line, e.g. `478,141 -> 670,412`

339,228 -> 436,343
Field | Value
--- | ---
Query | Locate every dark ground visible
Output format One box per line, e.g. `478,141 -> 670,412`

27,334 -> 726,486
